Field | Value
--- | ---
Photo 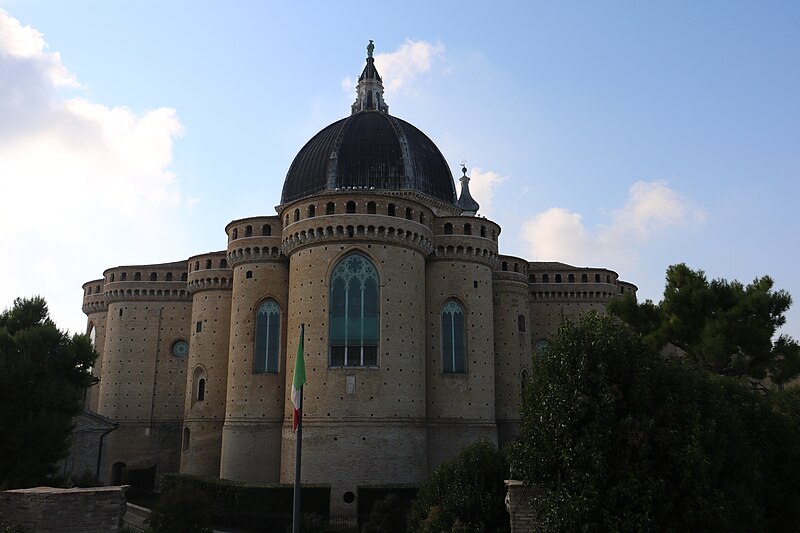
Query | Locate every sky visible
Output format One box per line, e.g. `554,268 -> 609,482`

1,1 -> 798,340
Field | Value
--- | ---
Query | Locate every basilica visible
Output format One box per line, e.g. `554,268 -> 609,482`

81,43 -> 636,511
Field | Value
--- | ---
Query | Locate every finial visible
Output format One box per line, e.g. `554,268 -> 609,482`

367,40 -> 375,58
461,159 -> 468,176
457,161 -> 480,215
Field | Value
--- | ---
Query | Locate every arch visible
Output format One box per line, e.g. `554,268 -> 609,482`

501,261 -> 508,271
444,223 -> 453,235
419,212 -> 426,224
387,203 -> 396,216
518,314 -> 526,332
134,272 -> 142,281
120,272 -> 127,281
232,228 -> 238,240
441,300 -> 466,373
464,223 -> 472,235
367,201 -> 376,214
262,224 -> 272,236
329,253 -> 379,367
205,259 -> 212,269
166,272 -> 173,281
245,225 -> 253,237
582,273 -> 588,282
542,274 -> 549,283
595,273 -> 601,282
254,299 -> 281,373
308,204 -> 316,217
326,202 -> 335,215
194,261 -> 200,271
193,366 -> 207,402
568,274 -> 575,283
346,200 -> 356,214
405,207 -> 412,220
480,225 -> 487,238
520,368 -> 530,391
555,274 -> 562,283
220,258 -> 228,269
110,273 -> 115,282
293,209 -> 300,222
181,272 -> 187,281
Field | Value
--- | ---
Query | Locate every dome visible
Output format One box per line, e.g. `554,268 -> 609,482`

281,111 -> 457,204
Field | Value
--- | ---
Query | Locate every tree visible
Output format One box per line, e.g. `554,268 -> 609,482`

407,441 -> 510,533
512,312 -> 800,531
609,263 -> 800,384
0,297 -> 96,488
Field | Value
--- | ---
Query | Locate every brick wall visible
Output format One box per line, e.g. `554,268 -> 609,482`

0,486 -> 126,533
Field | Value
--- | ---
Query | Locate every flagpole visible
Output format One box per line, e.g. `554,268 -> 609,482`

292,323 -> 306,533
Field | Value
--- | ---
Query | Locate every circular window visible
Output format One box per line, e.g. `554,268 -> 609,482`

172,340 -> 189,358
534,339 -> 550,355
343,491 -> 355,504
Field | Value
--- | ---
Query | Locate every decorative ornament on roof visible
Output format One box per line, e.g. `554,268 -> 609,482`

352,41 -> 389,114
457,162 -> 480,216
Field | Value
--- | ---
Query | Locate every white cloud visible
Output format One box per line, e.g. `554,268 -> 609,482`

521,180 -> 705,269
464,167 -> 507,219
0,10 -> 186,333
342,39 -> 446,97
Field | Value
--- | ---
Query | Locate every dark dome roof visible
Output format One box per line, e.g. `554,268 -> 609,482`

281,111 -> 456,204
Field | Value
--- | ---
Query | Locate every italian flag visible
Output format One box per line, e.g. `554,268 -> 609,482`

291,324 -> 306,433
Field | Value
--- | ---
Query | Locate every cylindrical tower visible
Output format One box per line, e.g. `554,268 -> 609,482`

220,216 -> 289,482
93,262 -> 191,483
181,252 -> 232,476
425,216 -> 500,470
492,255 -> 530,445
278,194 -> 432,512
82,278 -> 108,413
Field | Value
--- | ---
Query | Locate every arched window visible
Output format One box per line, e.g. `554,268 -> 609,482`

121,272 -> 127,281
262,224 -> 272,236
308,205 -> 316,217
150,272 -> 157,281
441,300 -> 466,373
464,223 -> 472,235
232,228 -> 238,239
245,225 -> 253,237
329,253 -> 379,367
293,209 -> 300,222
568,274 -> 575,283
134,272 -> 142,281
181,272 -> 187,281
346,201 -> 356,214
367,201 -> 376,214
502,262 -> 508,271
326,202 -> 335,215
444,223 -> 453,235
595,273 -> 601,282
581,273 -> 588,282
542,274 -> 549,283
166,272 -> 173,281
194,261 -> 200,271
555,274 -> 562,283
205,259 -> 212,269
518,314 -> 526,332
254,299 -> 280,373
405,207 -> 412,220
193,366 -> 207,402
387,203 -> 396,216
480,226 -> 487,237
110,273 -> 115,282
220,259 -> 228,268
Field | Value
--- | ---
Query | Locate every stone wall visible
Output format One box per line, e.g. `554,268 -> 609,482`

505,480 -> 539,533
0,486 -> 126,533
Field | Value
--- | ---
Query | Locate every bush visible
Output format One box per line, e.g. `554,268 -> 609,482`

407,441 -> 509,533
145,487 -> 212,533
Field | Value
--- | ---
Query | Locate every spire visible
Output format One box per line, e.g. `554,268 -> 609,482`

457,164 -> 480,215
352,40 -> 389,114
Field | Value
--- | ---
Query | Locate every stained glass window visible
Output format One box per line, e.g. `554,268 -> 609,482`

441,300 -> 465,373
329,254 -> 379,367
255,299 -> 280,373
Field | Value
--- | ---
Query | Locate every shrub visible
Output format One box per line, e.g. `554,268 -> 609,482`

145,487 -> 212,533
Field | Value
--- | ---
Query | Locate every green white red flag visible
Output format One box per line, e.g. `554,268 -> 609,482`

291,324 -> 306,433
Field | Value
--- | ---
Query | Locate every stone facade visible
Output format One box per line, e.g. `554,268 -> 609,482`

80,46 -> 636,512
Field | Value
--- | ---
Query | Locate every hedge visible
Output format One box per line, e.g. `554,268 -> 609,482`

159,473 -> 330,530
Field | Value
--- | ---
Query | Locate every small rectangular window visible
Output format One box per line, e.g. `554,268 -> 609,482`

196,321 -> 202,333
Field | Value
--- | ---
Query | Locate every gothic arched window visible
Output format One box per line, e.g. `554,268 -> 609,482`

329,253 -> 379,367
254,299 -> 280,373
441,300 -> 466,373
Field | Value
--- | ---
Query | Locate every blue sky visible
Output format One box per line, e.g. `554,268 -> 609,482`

1,1 -> 798,340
